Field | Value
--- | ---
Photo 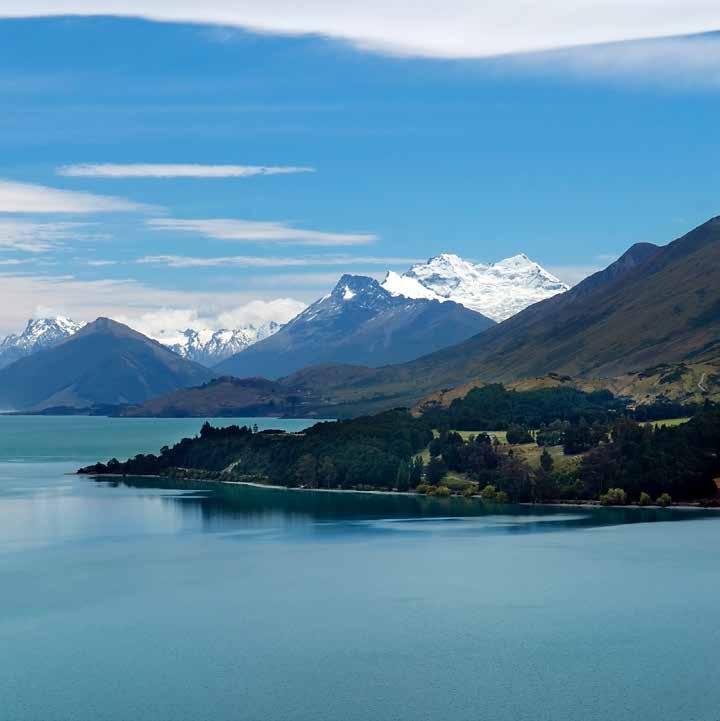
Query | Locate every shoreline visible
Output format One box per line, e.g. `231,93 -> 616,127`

79,472 -> 720,510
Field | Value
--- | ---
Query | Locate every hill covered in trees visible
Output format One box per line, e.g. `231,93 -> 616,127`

80,386 -> 720,506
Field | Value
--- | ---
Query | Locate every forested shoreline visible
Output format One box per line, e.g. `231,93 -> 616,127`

79,386 -> 720,506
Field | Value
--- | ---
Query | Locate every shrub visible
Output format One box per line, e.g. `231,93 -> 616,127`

425,456 -> 448,486
480,484 -> 497,500
600,487 -> 627,506
434,485 -> 451,497
638,491 -> 652,506
494,490 -> 510,503
656,493 -> 673,508
462,484 -> 478,498
415,483 -> 431,495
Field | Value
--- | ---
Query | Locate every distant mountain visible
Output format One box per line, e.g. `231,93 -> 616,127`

120,376 -> 322,418
0,318 -> 214,411
382,253 -> 568,321
0,317 -> 84,369
164,322 -> 282,366
0,316 -> 285,370
215,274 -> 495,379
285,217 -> 720,414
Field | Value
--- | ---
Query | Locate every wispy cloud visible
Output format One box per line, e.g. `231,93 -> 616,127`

0,219 -> 98,252
0,271 -> 308,336
137,253 -> 417,268
508,34 -> 720,88
0,179 -> 151,214
114,298 -> 307,343
147,218 -> 377,246
246,271 -> 385,288
82,259 -> 119,267
58,163 -> 315,178
3,3 -> 720,60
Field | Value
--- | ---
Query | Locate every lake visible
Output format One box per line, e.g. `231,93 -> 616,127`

1,415 -> 720,721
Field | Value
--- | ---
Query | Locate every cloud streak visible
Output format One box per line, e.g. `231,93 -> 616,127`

0,271 -> 308,336
3,2 -> 720,59
58,163 -> 315,178
137,253 -> 417,268
0,219 -> 98,252
147,218 -> 377,246
0,179 -> 151,214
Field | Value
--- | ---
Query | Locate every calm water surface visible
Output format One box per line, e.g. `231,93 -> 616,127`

1,415 -> 719,721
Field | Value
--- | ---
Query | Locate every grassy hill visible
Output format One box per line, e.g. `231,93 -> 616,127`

286,217 -> 720,416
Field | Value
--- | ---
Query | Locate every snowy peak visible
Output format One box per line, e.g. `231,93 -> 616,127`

7,316 -> 84,350
382,253 -> 568,322
167,321 -> 282,366
0,316 -> 85,368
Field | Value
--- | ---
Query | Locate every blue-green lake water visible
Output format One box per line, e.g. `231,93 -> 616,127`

2,415 -> 720,721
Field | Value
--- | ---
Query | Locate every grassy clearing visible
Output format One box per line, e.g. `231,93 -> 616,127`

511,443 -> 582,471
441,471 -> 475,491
641,417 -> 691,428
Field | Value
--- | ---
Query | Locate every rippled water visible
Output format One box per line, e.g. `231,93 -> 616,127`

1,416 -> 719,721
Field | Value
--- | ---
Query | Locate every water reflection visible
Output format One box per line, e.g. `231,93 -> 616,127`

102,476 -> 712,537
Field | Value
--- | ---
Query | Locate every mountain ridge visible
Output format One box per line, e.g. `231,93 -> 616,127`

214,273 -> 496,379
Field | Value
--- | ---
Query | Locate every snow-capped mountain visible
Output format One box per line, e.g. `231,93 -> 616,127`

164,322 -> 282,366
0,317 -> 85,369
0,317 -> 283,371
215,274 -> 495,379
382,253 -> 569,322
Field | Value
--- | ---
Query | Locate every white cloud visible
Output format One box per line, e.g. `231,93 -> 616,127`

216,298 -> 306,328
0,271 -> 309,337
58,163 -> 315,178
508,35 -> 720,87
147,218 -> 377,246
0,219 -> 98,252
137,253 -> 418,268
113,298 -> 306,344
82,259 -> 119,266
3,2 -> 720,59
0,179 -> 150,214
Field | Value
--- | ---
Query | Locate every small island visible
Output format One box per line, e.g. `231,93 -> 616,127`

78,385 -> 720,508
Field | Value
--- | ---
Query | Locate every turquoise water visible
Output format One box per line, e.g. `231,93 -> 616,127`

2,416 -> 720,721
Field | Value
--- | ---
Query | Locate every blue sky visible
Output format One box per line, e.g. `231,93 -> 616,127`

1,13 -> 720,335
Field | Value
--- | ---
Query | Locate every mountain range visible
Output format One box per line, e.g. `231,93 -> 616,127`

270,216 -> 720,415
0,252 -> 563,373
0,318 -> 214,412
382,253 -> 568,321
214,274 -> 495,379
163,322 -> 282,365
